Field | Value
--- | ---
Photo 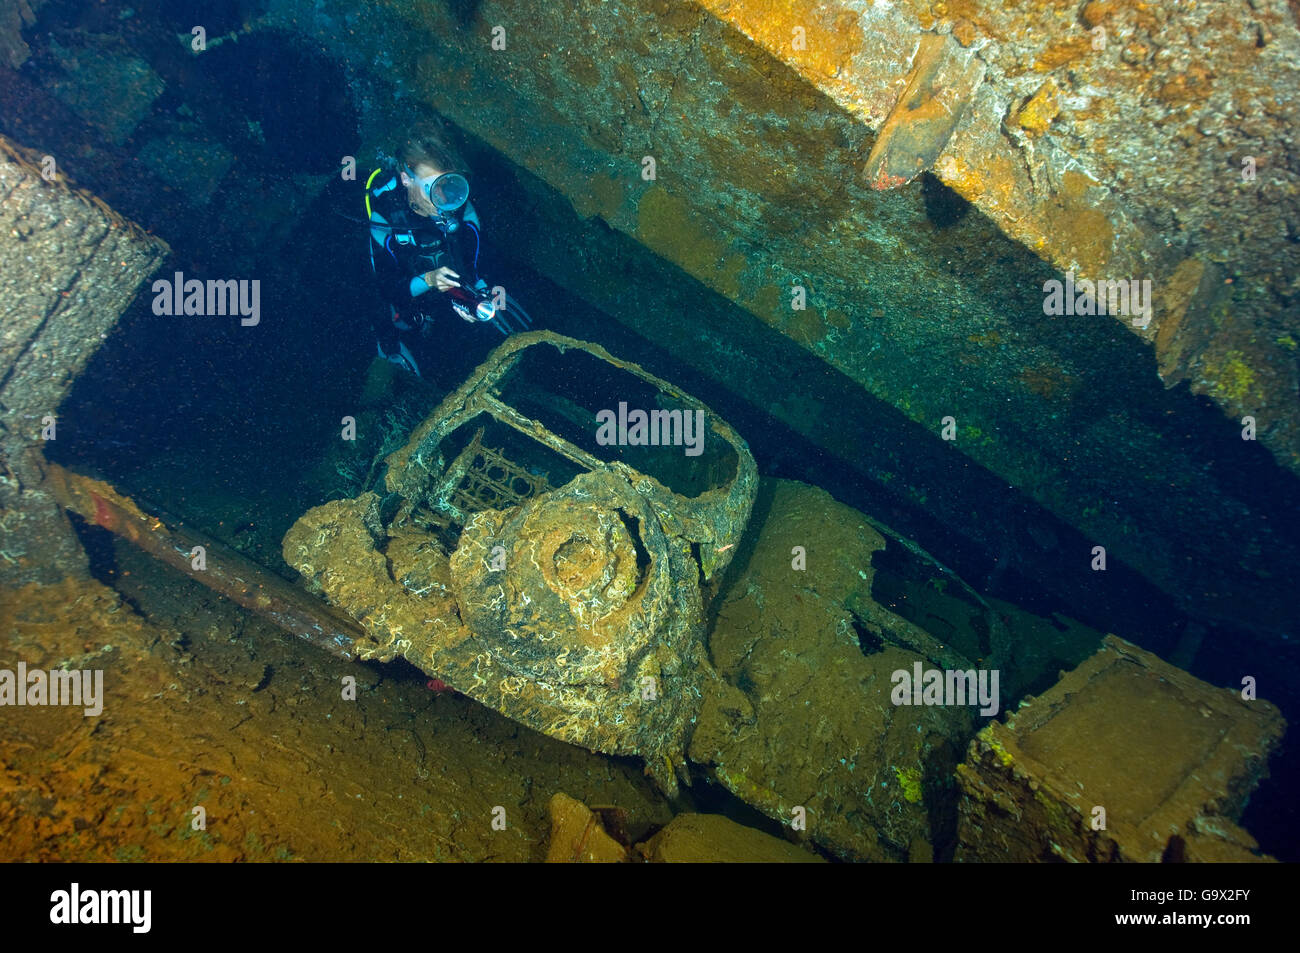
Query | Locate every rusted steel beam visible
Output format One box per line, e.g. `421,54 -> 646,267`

862,33 -> 984,191
43,463 -> 363,661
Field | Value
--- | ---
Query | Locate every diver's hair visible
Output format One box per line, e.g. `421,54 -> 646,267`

399,124 -> 467,176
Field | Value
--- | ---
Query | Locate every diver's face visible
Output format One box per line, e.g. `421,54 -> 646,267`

401,161 -> 443,217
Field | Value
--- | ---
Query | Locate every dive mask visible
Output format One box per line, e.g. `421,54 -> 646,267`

407,167 -> 470,215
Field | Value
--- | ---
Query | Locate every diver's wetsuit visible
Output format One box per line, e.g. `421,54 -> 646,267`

365,169 -> 482,377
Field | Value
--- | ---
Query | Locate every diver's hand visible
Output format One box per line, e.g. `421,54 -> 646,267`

425,267 -> 461,292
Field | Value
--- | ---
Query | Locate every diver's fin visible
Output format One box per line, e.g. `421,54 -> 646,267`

487,297 -> 534,335
505,295 -> 534,329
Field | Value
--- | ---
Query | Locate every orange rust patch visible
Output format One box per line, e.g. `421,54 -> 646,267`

1156,64 -> 1216,107
1015,80 -> 1061,135
912,0 -> 1012,43
695,0 -> 865,83
951,18 -> 977,46
1081,1 -> 1116,28
1034,36 -> 1093,71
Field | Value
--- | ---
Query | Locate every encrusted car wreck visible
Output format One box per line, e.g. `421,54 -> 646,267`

283,332 -> 758,795
279,332 -> 1284,862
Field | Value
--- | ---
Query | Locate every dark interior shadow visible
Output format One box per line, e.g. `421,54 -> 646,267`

445,0 -> 485,29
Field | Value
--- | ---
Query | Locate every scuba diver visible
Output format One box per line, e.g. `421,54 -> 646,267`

364,126 -> 531,378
